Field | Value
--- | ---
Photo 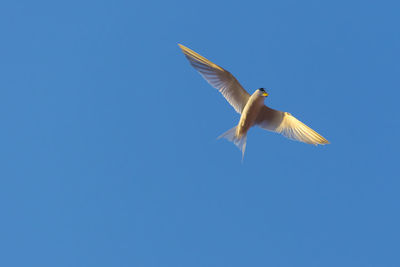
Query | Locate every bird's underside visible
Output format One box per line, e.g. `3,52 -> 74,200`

178,43 -> 329,158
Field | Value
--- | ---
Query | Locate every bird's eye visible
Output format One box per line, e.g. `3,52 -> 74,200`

259,88 -> 265,91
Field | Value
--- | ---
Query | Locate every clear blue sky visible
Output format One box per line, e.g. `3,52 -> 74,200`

1,0 -> 399,266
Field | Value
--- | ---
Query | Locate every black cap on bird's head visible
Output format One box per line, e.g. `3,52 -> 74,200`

258,88 -> 268,97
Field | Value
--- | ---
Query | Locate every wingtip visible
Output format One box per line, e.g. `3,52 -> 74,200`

177,43 -> 186,50
320,139 -> 330,145
313,139 -> 330,146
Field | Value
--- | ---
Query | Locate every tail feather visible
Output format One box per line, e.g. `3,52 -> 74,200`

218,126 -> 247,161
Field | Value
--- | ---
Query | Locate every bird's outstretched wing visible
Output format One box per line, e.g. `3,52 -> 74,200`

255,106 -> 329,145
179,44 -> 250,114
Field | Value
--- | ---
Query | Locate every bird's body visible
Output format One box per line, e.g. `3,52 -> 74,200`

237,90 -> 265,137
178,44 -> 329,159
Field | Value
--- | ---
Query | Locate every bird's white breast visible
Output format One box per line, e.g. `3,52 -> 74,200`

236,93 -> 265,137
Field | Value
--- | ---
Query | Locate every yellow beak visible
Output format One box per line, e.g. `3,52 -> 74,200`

262,92 -> 268,97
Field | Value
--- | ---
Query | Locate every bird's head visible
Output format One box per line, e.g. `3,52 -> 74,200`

258,88 -> 269,97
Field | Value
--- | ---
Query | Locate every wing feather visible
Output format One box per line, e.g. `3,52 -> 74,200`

179,44 -> 250,114
255,106 -> 329,145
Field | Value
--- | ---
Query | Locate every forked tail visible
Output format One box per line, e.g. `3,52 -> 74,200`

217,126 -> 247,161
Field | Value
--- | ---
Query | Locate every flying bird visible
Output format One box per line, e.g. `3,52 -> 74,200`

178,44 -> 329,159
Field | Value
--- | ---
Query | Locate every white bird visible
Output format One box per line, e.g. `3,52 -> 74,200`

178,44 -> 329,159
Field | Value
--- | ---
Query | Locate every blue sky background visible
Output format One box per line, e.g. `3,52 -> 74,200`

1,0 -> 399,266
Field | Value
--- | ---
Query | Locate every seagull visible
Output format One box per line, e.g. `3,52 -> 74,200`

178,44 -> 329,159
